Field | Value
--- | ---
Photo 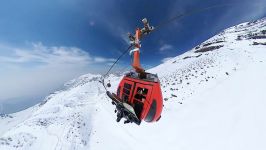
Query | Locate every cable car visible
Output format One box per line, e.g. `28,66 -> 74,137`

105,5 -> 233,124
106,18 -> 163,125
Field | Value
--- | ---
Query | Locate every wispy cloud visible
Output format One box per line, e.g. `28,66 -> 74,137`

94,56 -> 116,63
0,42 -> 116,65
0,43 -> 92,65
0,42 -> 114,103
159,44 -> 173,52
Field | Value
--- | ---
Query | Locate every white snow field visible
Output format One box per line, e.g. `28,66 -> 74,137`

0,18 -> 266,150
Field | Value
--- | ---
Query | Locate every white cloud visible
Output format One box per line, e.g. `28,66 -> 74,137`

0,43 -> 92,65
161,57 -> 174,63
0,42 -> 116,65
94,56 -> 116,63
0,43 -> 114,104
159,44 -> 173,51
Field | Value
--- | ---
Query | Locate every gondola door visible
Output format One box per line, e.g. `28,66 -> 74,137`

131,83 -> 153,119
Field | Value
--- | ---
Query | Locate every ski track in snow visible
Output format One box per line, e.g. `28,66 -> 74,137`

0,18 -> 266,150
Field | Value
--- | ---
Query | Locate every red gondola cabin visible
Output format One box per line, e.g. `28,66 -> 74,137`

117,72 -> 163,123
106,18 -> 163,125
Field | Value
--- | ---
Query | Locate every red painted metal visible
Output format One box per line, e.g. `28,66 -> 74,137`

116,74 -> 163,122
113,18 -> 163,123
131,28 -> 145,74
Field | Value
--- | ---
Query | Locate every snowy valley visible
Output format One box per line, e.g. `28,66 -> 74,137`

0,18 -> 266,150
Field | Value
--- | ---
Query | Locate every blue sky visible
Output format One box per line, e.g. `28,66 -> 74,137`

0,0 -> 266,113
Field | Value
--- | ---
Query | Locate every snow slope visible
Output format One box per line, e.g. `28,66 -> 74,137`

0,18 -> 266,150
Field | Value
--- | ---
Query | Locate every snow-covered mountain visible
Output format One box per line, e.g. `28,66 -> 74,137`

1,18 -> 266,150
